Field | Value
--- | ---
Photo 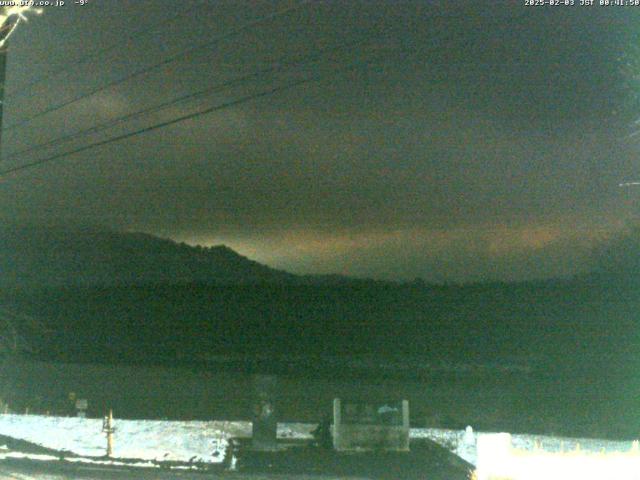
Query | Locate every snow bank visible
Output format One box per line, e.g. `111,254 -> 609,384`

411,426 -> 637,466
0,415 -> 236,462
0,415 -> 316,463
0,414 -> 632,468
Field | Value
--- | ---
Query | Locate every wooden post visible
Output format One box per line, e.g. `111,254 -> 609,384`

107,410 -> 114,457
402,400 -> 410,429
251,375 -> 278,451
332,398 -> 341,450
102,409 -> 115,457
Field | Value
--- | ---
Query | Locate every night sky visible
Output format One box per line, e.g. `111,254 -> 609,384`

1,0 -> 639,282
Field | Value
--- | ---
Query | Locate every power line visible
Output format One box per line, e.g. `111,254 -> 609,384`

0,71 -> 328,177
0,35 -> 420,177
0,11 -> 531,177
2,0 -> 311,132
2,10 -> 525,163
1,34 -> 394,177
3,34 -> 373,162
3,2 -> 203,99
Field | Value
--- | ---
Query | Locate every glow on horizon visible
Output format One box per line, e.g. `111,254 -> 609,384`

165,219 -> 612,282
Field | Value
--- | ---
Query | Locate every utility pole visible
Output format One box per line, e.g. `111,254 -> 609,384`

0,47 -> 7,156
0,7 -> 41,159
0,14 -> 15,159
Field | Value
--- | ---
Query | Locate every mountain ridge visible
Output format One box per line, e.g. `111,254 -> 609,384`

2,224 -> 639,289
1,224 -> 639,368
0,225 -> 388,288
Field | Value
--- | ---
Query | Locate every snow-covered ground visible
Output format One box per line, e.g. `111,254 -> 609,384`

0,413 -> 634,468
0,415 -> 316,464
413,427 -> 638,466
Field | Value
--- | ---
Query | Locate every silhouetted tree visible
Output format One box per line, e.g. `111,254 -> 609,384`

0,307 -> 45,410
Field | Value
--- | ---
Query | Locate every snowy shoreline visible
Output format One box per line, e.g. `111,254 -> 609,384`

0,414 -> 634,467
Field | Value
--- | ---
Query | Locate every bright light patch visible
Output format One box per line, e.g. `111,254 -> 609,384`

475,433 -> 640,480
0,6 -> 41,49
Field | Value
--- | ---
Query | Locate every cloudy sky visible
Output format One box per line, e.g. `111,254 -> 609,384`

1,0 -> 639,282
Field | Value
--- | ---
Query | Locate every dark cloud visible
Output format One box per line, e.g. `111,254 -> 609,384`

1,1 -> 638,281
